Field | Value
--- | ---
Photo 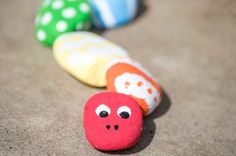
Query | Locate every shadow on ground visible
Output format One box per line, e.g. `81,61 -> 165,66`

105,89 -> 172,155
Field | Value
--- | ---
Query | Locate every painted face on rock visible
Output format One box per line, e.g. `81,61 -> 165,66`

84,92 -> 143,151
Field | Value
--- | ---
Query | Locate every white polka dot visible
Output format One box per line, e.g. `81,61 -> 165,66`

80,3 -> 90,13
56,21 -> 68,32
52,0 -> 64,9
62,8 -> 76,18
41,12 -> 52,25
37,30 -> 46,41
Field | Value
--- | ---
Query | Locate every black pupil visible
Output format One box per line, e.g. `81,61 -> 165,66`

119,111 -> 130,119
99,111 -> 108,118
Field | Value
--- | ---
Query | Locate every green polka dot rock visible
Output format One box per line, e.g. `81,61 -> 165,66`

35,0 -> 92,46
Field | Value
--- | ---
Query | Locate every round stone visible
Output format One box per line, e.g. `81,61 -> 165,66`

41,12 -> 52,25
106,59 -> 162,116
52,0 -> 64,9
62,7 -> 76,18
56,21 -> 68,32
37,30 -> 46,41
53,32 -> 129,87
84,92 -> 143,151
35,0 -> 92,46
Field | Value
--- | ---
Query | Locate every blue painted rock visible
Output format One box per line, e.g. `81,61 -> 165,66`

35,0 -> 92,46
88,0 -> 140,29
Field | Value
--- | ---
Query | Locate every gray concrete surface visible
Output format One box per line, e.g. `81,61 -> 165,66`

0,0 -> 236,155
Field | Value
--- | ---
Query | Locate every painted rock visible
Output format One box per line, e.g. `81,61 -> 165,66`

106,59 -> 162,116
84,92 -> 143,151
53,32 -> 129,87
35,0 -> 92,46
88,0 -> 140,29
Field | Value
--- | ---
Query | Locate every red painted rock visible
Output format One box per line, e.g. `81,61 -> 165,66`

106,59 -> 162,116
84,92 -> 143,151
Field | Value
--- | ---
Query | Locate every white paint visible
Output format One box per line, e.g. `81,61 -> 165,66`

52,0 -> 64,9
127,0 -> 137,18
62,7 -> 76,18
56,21 -> 68,32
37,30 -> 46,41
67,52 -> 96,67
92,0 -> 115,28
80,2 -> 90,13
114,73 -> 161,114
95,104 -> 111,116
117,106 -> 131,116
41,12 -> 52,25
56,34 -> 128,58
107,58 -> 156,81
56,37 -> 105,53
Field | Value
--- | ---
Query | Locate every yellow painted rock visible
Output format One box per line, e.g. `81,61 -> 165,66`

53,32 -> 129,87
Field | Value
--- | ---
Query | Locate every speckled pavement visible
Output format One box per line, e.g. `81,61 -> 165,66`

0,0 -> 235,155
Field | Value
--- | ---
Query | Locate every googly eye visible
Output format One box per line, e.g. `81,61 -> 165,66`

95,104 -> 111,118
117,106 -> 131,119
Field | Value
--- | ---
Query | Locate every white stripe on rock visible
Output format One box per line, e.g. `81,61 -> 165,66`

127,0 -> 137,19
93,0 -> 116,28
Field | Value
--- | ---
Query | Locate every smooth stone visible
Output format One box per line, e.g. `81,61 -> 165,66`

84,92 -> 143,151
88,0 -> 140,29
53,32 -> 129,87
35,0 -> 92,46
106,59 -> 162,116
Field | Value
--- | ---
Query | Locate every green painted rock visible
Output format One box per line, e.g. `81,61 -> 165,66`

35,0 -> 92,46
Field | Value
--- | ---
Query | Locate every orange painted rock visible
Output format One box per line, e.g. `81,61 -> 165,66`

106,59 -> 162,116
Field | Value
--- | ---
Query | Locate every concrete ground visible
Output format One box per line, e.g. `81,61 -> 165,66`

0,0 -> 236,155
